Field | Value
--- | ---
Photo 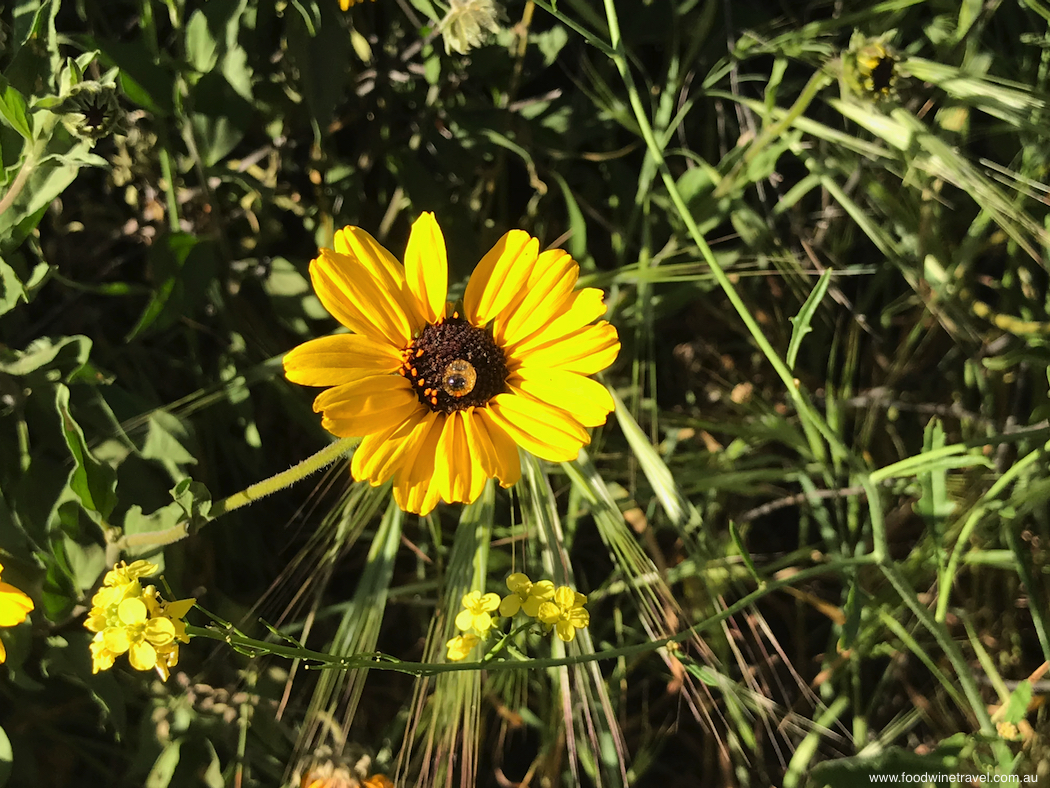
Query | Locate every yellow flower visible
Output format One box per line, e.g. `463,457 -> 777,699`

445,633 -> 481,662
339,0 -> 375,9
537,586 -> 589,643
102,559 -> 158,587
0,561 -> 35,664
454,590 -> 501,634
84,562 -> 194,680
498,572 -> 554,618
283,212 -> 619,515
439,0 -> 501,55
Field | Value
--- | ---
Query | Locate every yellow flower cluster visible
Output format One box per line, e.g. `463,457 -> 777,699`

83,560 -> 195,680
444,573 -> 590,661
0,561 -> 35,664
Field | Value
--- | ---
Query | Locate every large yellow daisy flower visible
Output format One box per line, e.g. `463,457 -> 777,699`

283,213 -> 619,515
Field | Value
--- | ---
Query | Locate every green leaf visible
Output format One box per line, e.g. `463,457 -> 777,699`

55,384 -> 118,521
0,725 -> 11,788
0,335 -> 91,381
914,418 -> 955,540
1003,680 -> 1032,725
0,77 -> 33,140
0,258 -> 28,315
787,270 -> 831,370
142,411 -> 197,468
808,742 -> 966,786
146,740 -> 183,788
185,9 -> 220,73
171,478 -> 212,534
0,727 -> 10,788
0,132 -> 101,253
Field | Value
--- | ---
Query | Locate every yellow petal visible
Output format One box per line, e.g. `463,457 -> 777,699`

351,409 -> 434,485
463,231 -> 538,326
0,582 -> 34,626
283,334 -> 403,387
430,411 -> 475,505
0,638 -> 6,664
509,369 -> 614,427
513,321 -> 620,376
487,392 -> 590,462
310,248 -> 414,347
392,413 -> 446,514
103,627 -> 131,655
333,225 -> 406,289
472,408 -> 521,487
145,617 -> 176,647
507,288 -> 610,358
455,608 -> 474,631
313,376 -> 419,436
117,597 -> 147,626
556,620 -> 577,642
404,212 -> 448,325
128,639 -> 157,671
499,595 -> 522,617
496,249 -> 579,347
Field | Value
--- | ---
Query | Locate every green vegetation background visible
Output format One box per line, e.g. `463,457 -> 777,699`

1,0 -> 1050,786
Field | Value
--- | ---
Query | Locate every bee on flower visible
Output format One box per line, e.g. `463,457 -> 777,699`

283,212 -> 619,516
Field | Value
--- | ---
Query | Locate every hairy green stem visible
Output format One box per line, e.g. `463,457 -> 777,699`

115,438 -> 358,553
209,437 -> 358,518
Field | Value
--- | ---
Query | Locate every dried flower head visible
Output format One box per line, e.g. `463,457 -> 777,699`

439,0 -> 502,55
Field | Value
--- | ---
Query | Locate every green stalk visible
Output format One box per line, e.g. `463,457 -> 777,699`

209,437 -> 358,518
186,555 -> 878,676
117,438 -> 357,551
936,445 -> 1043,622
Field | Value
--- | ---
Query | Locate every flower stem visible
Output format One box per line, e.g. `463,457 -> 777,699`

115,438 -> 358,553
0,114 -> 59,217
209,437 -> 358,518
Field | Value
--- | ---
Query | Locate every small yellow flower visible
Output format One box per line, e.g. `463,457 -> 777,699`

102,559 -> 158,587
537,586 -> 589,643
997,721 -> 1020,741
445,633 -> 481,661
339,0 -> 375,8
498,572 -> 554,618
454,590 -> 501,634
84,562 -> 194,680
0,561 -> 35,664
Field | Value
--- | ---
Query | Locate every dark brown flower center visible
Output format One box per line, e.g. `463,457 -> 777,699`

400,314 -> 507,413
869,56 -> 895,93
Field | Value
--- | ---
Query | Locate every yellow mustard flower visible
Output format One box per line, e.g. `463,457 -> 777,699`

498,572 -> 554,618
84,561 -> 194,680
440,0 -> 501,55
283,212 -> 619,516
538,586 -> 589,643
454,590 -> 501,634
0,561 -> 35,664
445,632 -> 481,662
339,0 -> 375,9
102,559 -> 158,587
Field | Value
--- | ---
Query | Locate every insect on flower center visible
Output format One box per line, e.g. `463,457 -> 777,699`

442,359 -> 477,397
399,314 -> 507,413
